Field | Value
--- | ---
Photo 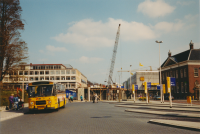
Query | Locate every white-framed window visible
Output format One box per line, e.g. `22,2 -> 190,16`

71,76 -> 76,80
50,71 -> 54,75
19,71 -> 23,75
30,71 -> 34,75
56,76 -> 60,80
45,76 -> 49,80
45,71 -> 49,75
194,68 -> 198,77
40,71 -> 44,75
35,71 -> 39,75
66,70 -> 70,74
66,76 -> 70,80
56,70 -> 60,74
72,70 -> 76,74
50,76 -> 54,80
61,70 -> 65,74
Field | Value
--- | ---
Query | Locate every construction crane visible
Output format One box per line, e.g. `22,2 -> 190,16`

107,24 -> 121,86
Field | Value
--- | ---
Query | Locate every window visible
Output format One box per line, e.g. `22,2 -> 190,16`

30,71 -> 33,75
35,71 -> 39,75
30,77 -> 34,81
19,77 -> 23,81
180,69 -> 183,78
21,66 -> 25,70
50,71 -> 54,75
66,76 -> 70,80
71,76 -> 76,80
45,71 -> 49,75
61,76 -> 65,80
45,76 -> 49,80
184,68 -> 187,77
14,71 -> 17,75
184,82 -> 187,93
35,77 -> 38,80
56,76 -> 60,80
50,66 -> 53,69
24,71 -> 28,75
181,82 -> 184,93
176,70 -> 178,78
19,71 -> 23,75
61,70 -> 65,74
40,77 -> 44,80
56,70 -> 60,74
41,66 -> 45,69
40,71 -> 44,75
176,82 -> 179,93
66,70 -> 70,74
170,71 -> 172,77
194,68 -> 198,77
50,76 -> 54,80
72,70 -> 76,74
46,66 -> 49,69
24,77 -> 28,81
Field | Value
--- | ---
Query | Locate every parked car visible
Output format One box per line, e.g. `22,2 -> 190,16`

153,95 -> 161,100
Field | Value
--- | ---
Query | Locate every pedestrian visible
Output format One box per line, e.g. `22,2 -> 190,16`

13,95 -> 19,110
95,94 -> 97,103
70,95 -> 73,102
9,94 -> 14,110
80,95 -> 83,102
92,95 -> 95,103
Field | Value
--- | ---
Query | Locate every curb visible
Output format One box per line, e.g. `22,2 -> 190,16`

148,119 -> 200,131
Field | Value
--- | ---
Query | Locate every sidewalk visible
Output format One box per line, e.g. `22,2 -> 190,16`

105,100 -> 200,131
0,103 -> 28,122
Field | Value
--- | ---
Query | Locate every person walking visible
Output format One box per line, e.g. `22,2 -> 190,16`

70,95 -> 73,103
9,94 -> 14,110
92,95 -> 95,103
13,95 -> 19,110
80,95 -> 83,102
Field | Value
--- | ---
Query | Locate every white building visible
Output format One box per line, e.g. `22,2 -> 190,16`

3,63 -> 87,90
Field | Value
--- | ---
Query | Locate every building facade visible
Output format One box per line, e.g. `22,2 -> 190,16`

3,63 -> 87,90
161,41 -> 200,99
123,71 -> 159,97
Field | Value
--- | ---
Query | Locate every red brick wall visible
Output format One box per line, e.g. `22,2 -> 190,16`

188,65 -> 200,94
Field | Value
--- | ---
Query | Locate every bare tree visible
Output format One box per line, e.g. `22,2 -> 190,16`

0,0 -> 28,84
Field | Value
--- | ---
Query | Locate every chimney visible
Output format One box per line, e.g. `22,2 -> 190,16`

189,40 -> 194,49
168,50 -> 171,57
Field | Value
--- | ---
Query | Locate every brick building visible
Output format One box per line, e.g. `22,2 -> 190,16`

161,41 -> 200,99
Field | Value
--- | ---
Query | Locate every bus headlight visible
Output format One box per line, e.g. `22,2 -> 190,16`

30,102 -> 34,105
48,101 -> 51,104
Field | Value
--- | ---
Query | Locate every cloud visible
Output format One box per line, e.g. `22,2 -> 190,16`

177,1 -> 194,6
52,18 -> 157,49
46,45 -> 68,52
72,56 -> 104,63
153,21 -> 184,33
137,0 -> 175,18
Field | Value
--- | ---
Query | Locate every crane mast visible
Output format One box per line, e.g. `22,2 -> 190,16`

107,24 -> 121,86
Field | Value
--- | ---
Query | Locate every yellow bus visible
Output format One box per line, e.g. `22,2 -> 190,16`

28,81 -> 66,111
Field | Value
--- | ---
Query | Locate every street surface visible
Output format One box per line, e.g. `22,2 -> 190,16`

1,102 -> 199,134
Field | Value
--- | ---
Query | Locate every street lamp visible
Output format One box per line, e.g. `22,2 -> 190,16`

130,65 -> 132,99
155,40 -> 163,103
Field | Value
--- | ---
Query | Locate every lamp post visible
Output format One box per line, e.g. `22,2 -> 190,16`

156,40 -> 163,103
130,65 -> 132,99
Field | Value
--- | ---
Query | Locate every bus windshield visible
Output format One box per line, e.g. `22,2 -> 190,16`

28,85 -> 53,97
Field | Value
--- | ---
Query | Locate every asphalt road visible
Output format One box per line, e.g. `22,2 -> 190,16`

1,102 -> 199,134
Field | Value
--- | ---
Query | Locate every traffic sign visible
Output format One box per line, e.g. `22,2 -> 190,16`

170,77 -> 176,86
147,82 -> 151,89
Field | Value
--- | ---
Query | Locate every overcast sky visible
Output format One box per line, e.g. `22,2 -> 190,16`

20,0 -> 200,84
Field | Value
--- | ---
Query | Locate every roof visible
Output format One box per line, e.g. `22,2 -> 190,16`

161,49 -> 200,67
